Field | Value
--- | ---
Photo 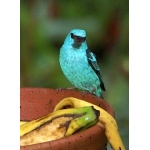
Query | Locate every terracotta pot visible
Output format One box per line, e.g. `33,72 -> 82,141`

20,88 -> 115,150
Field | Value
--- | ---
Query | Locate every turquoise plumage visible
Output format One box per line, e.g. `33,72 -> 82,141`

59,29 -> 105,98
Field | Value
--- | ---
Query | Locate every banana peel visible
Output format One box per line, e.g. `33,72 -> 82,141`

20,121 -> 28,126
20,106 -> 99,146
21,116 -> 73,146
54,97 -> 125,150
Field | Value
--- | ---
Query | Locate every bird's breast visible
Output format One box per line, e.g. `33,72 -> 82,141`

60,47 -> 87,66
60,47 -> 90,77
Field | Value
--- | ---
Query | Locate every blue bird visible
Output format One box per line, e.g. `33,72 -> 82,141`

59,29 -> 106,98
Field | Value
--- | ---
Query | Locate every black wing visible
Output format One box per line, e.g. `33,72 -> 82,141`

86,49 -> 106,91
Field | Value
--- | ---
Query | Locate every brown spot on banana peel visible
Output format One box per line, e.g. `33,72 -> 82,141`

91,106 -> 100,119
61,105 -> 74,109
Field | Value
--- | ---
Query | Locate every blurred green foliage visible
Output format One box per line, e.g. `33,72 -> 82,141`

20,0 -> 129,149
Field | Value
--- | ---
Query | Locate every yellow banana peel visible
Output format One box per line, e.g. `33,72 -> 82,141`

20,106 -> 99,146
54,97 -> 125,150
20,121 -> 28,126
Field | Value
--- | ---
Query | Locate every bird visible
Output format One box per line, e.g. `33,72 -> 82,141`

59,29 -> 106,98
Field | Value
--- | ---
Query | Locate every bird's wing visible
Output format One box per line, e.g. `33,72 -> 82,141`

86,49 -> 106,91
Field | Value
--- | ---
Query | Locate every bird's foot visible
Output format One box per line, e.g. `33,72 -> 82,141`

55,88 -> 65,92
91,87 -> 96,94
81,90 -> 91,96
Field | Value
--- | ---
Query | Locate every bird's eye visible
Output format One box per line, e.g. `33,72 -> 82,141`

71,33 -> 74,39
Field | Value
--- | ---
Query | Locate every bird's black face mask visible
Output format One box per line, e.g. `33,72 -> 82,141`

71,33 -> 86,48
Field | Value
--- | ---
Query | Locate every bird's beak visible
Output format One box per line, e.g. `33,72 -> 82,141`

74,37 -> 86,44
71,33 -> 86,48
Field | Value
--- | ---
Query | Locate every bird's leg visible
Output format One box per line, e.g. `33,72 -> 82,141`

91,87 -> 96,94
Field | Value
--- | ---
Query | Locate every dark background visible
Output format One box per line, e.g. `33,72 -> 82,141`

20,0 -> 129,149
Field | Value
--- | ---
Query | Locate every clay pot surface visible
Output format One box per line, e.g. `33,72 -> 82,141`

20,88 -> 115,150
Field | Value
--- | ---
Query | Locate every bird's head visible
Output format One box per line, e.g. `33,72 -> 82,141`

64,29 -> 87,49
